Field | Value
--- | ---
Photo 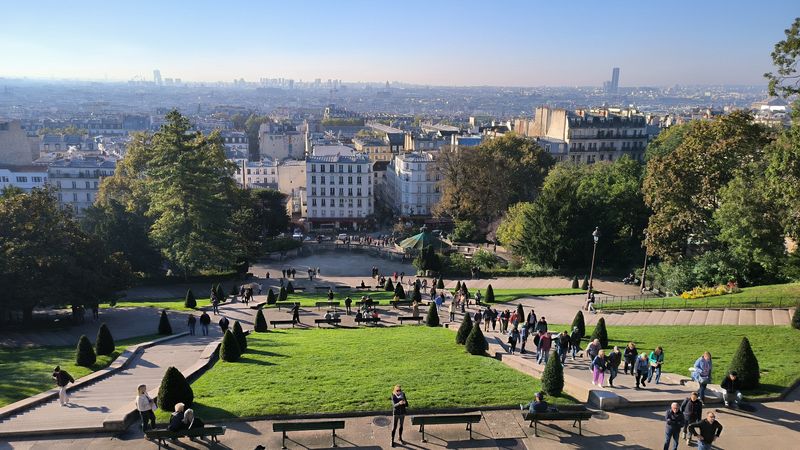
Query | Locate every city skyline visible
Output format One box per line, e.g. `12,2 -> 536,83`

0,0 -> 797,87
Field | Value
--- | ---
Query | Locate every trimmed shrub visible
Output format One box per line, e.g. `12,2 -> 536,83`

219,330 -> 241,362
157,366 -> 194,412
541,349 -> 564,395
95,323 -> 115,356
465,323 -> 489,355
230,285 -> 239,296
728,336 -> 760,389
76,335 -> 96,367
254,309 -> 268,332
461,282 -> 469,298
217,284 -> 226,301
232,320 -> 247,352
286,281 -> 295,293
384,278 -> 394,291
590,317 -> 608,348
394,283 -> 406,299
279,286 -> 287,302
425,303 -> 440,327
456,313 -> 473,345
158,310 -> 172,335
412,284 -> 422,302
485,284 -> 495,303
792,306 -> 800,330
571,276 -> 579,289
266,289 -> 277,305
455,280 -> 461,292
184,289 -> 197,309
581,276 -> 589,291
516,304 -> 525,323
437,278 -> 445,289
571,310 -> 585,339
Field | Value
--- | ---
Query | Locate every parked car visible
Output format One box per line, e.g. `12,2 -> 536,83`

292,232 -> 303,241
337,233 -> 348,242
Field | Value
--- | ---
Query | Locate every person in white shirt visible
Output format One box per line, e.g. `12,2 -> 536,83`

136,384 -> 157,432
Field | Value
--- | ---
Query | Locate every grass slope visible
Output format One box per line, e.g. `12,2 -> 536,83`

598,282 -> 800,311
111,298 -> 212,311
179,327 -> 573,419
0,334 -> 160,407
487,288 -> 585,303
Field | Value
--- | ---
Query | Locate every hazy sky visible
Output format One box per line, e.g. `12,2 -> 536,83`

1,0 -> 797,87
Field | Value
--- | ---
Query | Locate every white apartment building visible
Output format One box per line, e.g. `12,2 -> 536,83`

221,131 -> 249,160
46,155 -> 116,214
385,152 -> 440,217
305,154 -> 373,230
233,158 -> 278,189
0,164 -> 48,192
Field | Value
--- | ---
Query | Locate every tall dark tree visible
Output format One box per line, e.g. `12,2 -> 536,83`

158,310 -> 172,335
571,311 -> 586,339
425,303 -> 440,327
465,324 -> 489,355
456,314 -> 473,345
541,349 -> 564,396
485,284 -> 495,303
394,283 -> 406,300
232,320 -> 247,352
219,330 -> 241,362
590,317 -> 609,348
728,337 -> 760,389
254,309 -> 268,332
184,289 -> 197,309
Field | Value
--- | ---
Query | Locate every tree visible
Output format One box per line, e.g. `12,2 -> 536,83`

219,330 -> 242,362
765,17 -> 800,97
792,305 -> 800,330
286,281 -> 295,293
465,324 -> 489,355
279,286 -> 288,302
451,220 -> 477,243
412,284 -> 422,302
485,284 -> 495,303
254,309 -> 268,332
516,304 -> 525,322
184,289 -> 197,309
425,303 -> 440,327
571,311 -> 585,339
95,323 -> 115,356
436,278 -> 445,289
456,314 -> 473,345
232,320 -> 247,352
266,289 -> 277,305
158,310 -> 172,335
496,202 -> 534,249
454,280 -> 461,293
384,278 -> 394,291
76,335 -> 96,367
394,283 -> 406,299
765,125 -> 800,242
157,366 -> 194,412
461,282 -> 469,299
541,350 -> 564,396
590,317 -> 609,348
571,276 -> 579,289
728,336 -> 760,390
413,245 -> 442,273
216,284 -> 226,302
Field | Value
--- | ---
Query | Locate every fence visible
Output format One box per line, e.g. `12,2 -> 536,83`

595,295 -> 800,311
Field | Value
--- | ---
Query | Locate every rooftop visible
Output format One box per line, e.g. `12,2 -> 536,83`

307,154 -> 370,164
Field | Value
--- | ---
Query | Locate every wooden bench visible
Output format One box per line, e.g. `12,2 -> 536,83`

411,414 -> 482,442
273,420 -> 345,449
249,301 -> 266,310
314,318 -> 342,327
391,300 -> 413,308
398,316 -> 423,324
356,300 -> 381,306
314,286 -> 330,290
521,406 -> 593,437
355,316 -> 380,325
334,285 -> 352,289
275,302 -> 300,310
145,426 -> 226,449
355,285 -> 371,289
316,301 -> 340,310
270,319 -> 296,328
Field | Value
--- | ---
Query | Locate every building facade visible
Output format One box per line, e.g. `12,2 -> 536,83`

305,154 -> 373,230
385,152 -> 440,217
0,164 -> 48,192
258,122 -> 303,160
352,136 -> 393,162
233,158 -> 278,189
46,155 -> 116,214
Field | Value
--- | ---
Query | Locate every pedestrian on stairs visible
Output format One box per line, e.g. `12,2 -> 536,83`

52,366 -> 74,406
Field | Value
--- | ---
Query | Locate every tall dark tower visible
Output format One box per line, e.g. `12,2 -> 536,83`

610,67 -> 620,94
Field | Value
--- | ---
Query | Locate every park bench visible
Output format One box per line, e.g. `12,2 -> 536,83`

521,406 -> 593,437
355,316 -> 380,325
314,317 -> 342,327
334,285 -> 352,289
356,300 -> 381,306
275,302 -> 300,310
249,301 -> 266,310
270,319 -> 296,328
272,420 -> 345,449
391,300 -> 413,308
355,285 -> 371,289
411,414 -> 482,443
145,426 -> 226,449
398,316 -> 423,324
316,301 -> 340,310
315,286 -> 331,290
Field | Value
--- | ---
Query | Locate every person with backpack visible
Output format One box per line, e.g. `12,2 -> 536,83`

557,330 -> 571,364
623,342 -> 638,376
52,366 -> 74,406
199,312 -> 211,336
607,346 -> 622,387
508,326 -> 520,354
344,296 -> 352,315
570,327 -> 582,360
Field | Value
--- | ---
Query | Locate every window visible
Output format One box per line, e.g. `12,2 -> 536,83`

347,176 -> 352,185
72,181 -> 77,189
247,169 -> 251,174
330,188 -> 335,196
0,176 -> 7,182
321,198 -> 326,206
357,176 -> 362,185
86,193 -> 91,201
357,166 -> 362,173
311,175 -> 316,184
312,199 -> 317,206
321,176 -> 326,185
16,176 -> 28,183
339,188 -> 344,196
329,164 -> 334,172
311,187 -> 316,196
357,188 -> 362,196
357,199 -> 362,207
320,164 -> 325,172
339,165 -> 344,173
348,165 -> 352,173
339,176 -> 344,184
32,176 -> 42,183
339,198 -> 344,207
72,193 -> 78,202
348,188 -> 353,196
85,181 -> 90,189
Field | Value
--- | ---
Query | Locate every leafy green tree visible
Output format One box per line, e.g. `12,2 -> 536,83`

425,303 -> 440,327
541,350 -> 564,396
456,314 -> 473,345
394,283 -> 406,299
95,323 -> 115,356
232,320 -> 247,352
765,124 -> 800,242
465,323 -> 489,355
451,220 -> 477,242
485,284 -> 495,303
413,245 -> 442,273
157,366 -> 194,412
571,310 -> 585,339
472,249 -> 498,269
765,17 -> 800,97
76,335 -> 96,367
184,289 -> 197,309
590,317 -> 609,348
158,310 -> 172,335
728,337 -> 760,389
254,309 -> 268,332
496,202 -> 534,249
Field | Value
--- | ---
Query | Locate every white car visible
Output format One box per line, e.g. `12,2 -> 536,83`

292,232 -> 303,241
337,233 -> 348,242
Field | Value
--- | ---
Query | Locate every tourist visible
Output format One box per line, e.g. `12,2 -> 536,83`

623,342 -> 638,376
501,309 -> 510,333
218,316 -> 229,333
592,349 -> 607,386
537,331 -> 551,365
483,307 -> 493,332
393,272 -> 398,281
692,351 -> 713,401
400,271 -> 405,282
324,311 -> 333,321
282,269 -> 286,279
292,303 -> 301,324
720,371 -> 743,408
635,353 -> 650,389
136,384 -> 157,432
519,325 -> 529,354
569,327 -> 582,360
412,301 -> 420,317
491,309 -> 497,331
168,403 -> 186,432
509,310 -> 518,329
557,331 -> 570,364
211,295 -> 219,315
680,391 -> 703,444
607,346 -> 622,387
526,310 -> 537,333
52,366 -> 74,406
663,402 -> 686,450
689,411 -> 723,450
291,268 -> 296,278
390,385 -> 408,447
308,268 -> 313,281
355,310 -> 363,321
585,339 -> 601,368
536,316 -> 548,333
328,288 -> 334,301
183,408 -> 205,430
345,296 -> 352,315
521,391 -> 549,413
475,290 -> 482,304
508,326 -> 519,354
448,301 -> 455,322
648,346 -> 665,384
474,310 -> 483,329
434,294 -> 444,310
360,280 -> 366,288
187,314 -> 196,336
258,284 -> 263,295
199,312 -> 210,336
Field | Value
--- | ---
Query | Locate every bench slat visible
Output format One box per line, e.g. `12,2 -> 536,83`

411,414 -> 482,425
273,420 -> 345,432
145,426 -> 226,439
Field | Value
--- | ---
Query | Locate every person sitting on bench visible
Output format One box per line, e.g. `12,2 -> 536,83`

183,408 -> 205,430
521,391 -> 551,413
355,310 -> 363,321
168,403 -> 187,432
324,311 -> 334,321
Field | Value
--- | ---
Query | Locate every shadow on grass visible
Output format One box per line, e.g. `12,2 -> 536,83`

237,356 -> 276,366
246,348 -> 289,358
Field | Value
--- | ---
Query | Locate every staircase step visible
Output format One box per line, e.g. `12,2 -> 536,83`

773,309 -> 791,326
689,309 -> 708,325
647,310 -> 665,325
675,309 -> 694,324
755,309 -> 774,326
738,309 -> 756,325
705,309 -> 724,325
658,310 -> 679,326
721,309 -> 739,325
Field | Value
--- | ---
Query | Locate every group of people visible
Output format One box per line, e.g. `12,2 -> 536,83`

281,268 -> 297,279
134,383 -> 205,434
186,311 -> 229,336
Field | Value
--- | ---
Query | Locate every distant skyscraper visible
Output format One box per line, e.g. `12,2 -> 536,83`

153,69 -> 162,85
610,67 -> 620,94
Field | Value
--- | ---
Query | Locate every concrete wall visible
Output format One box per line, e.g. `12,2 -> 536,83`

0,121 -> 33,165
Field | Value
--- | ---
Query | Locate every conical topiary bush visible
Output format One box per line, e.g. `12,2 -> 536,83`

456,313 -> 473,345
465,323 -> 489,355
581,276 -> 589,291
384,278 -> 394,291
571,276 -> 579,289
394,283 -> 406,300
184,289 -> 197,309
437,278 -> 445,289
267,289 -> 276,305
76,334 -> 96,367
286,281 -> 295,294
95,323 -> 115,356
157,366 -> 194,412
158,310 -> 172,335
232,320 -> 247,352
219,330 -> 241,362
571,310 -> 585,339
485,284 -> 495,303
728,336 -> 760,389
279,286 -> 287,302
461,282 -> 469,298
216,284 -> 226,302
425,303 -> 440,327
590,317 -> 608,348
455,280 -> 461,293
542,349 -> 564,395
254,309 -> 268,332
412,284 -> 422,302
516,304 -> 525,323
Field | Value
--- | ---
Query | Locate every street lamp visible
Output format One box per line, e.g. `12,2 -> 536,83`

588,227 -> 600,292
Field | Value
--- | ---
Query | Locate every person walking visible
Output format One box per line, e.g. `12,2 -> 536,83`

390,385 -> 408,447
187,314 -> 196,336
692,351 -> 713,401
648,346 -> 665,385
218,316 -> 229,333
448,301 -> 455,322
663,402 -> 686,450
345,296 -> 352,315
501,310 -> 510,333
689,411 -> 723,450
535,317 -> 548,333
623,342 -> 638,376
519,325 -> 529,354
474,310 -> 483,329
52,366 -> 74,406
199,312 -> 210,336
635,353 -> 650,389
570,327 -> 582,360
557,331 -> 570,364
585,339 -> 601,368
680,391 -> 703,444
292,303 -> 301,324
484,307 -> 493,332
136,384 -> 157,432
211,296 -> 219,315
607,346 -> 622,387
526,310 -> 537,333
537,331 -> 552,364
508,326 -> 519,354
591,349 -> 607,386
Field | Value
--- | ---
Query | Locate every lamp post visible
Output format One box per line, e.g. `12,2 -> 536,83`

588,227 -> 600,292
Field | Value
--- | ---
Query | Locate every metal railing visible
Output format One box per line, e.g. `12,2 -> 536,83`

595,295 -> 800,311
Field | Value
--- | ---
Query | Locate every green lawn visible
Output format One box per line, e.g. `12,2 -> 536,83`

170,327 -> 574,420
110,297 -> 212,312
566,324 -> 800,398
597,282 -> 800,311
0,334 -> 161,407
487,288 -> 585,303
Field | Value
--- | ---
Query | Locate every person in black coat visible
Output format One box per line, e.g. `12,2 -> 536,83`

168,403 -> 186,432
623,342 -> 638,376
569,327 -> 582,360
720,371 -> 743,407
663,402 -> 686,450
680,391 -> 703,443
292,303 -> 301,323
689,411 -> 723,450
183,408 -> 205,430
390,385 -> 408,447
199,312 -> 211,336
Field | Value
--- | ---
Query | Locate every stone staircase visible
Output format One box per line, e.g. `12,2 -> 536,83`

587,308 -> 794,326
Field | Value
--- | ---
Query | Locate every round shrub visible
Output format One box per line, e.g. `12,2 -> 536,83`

157,366 -> 194,412
456,313 -> 473,345
465,323 -> 489,355
541,349 -> 564,395
266,289 -> 276,305
485,284 -> 495,303
232,320 -> 247,352
184,289 -> 197,309
571,310 -> 585,339
76,334 -> 96,367
590,317 -> 608,348
254,309 -> 268,332
219,330 -> 241,362
394,283 -> 406,299
95,323 -> 115,356
425,303 -> 440,327
384,278 -> 394,291
158,310 -> 172,335
728,336 -> 760,389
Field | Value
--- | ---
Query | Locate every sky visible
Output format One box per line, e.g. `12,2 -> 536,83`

0,0 -> 797,87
